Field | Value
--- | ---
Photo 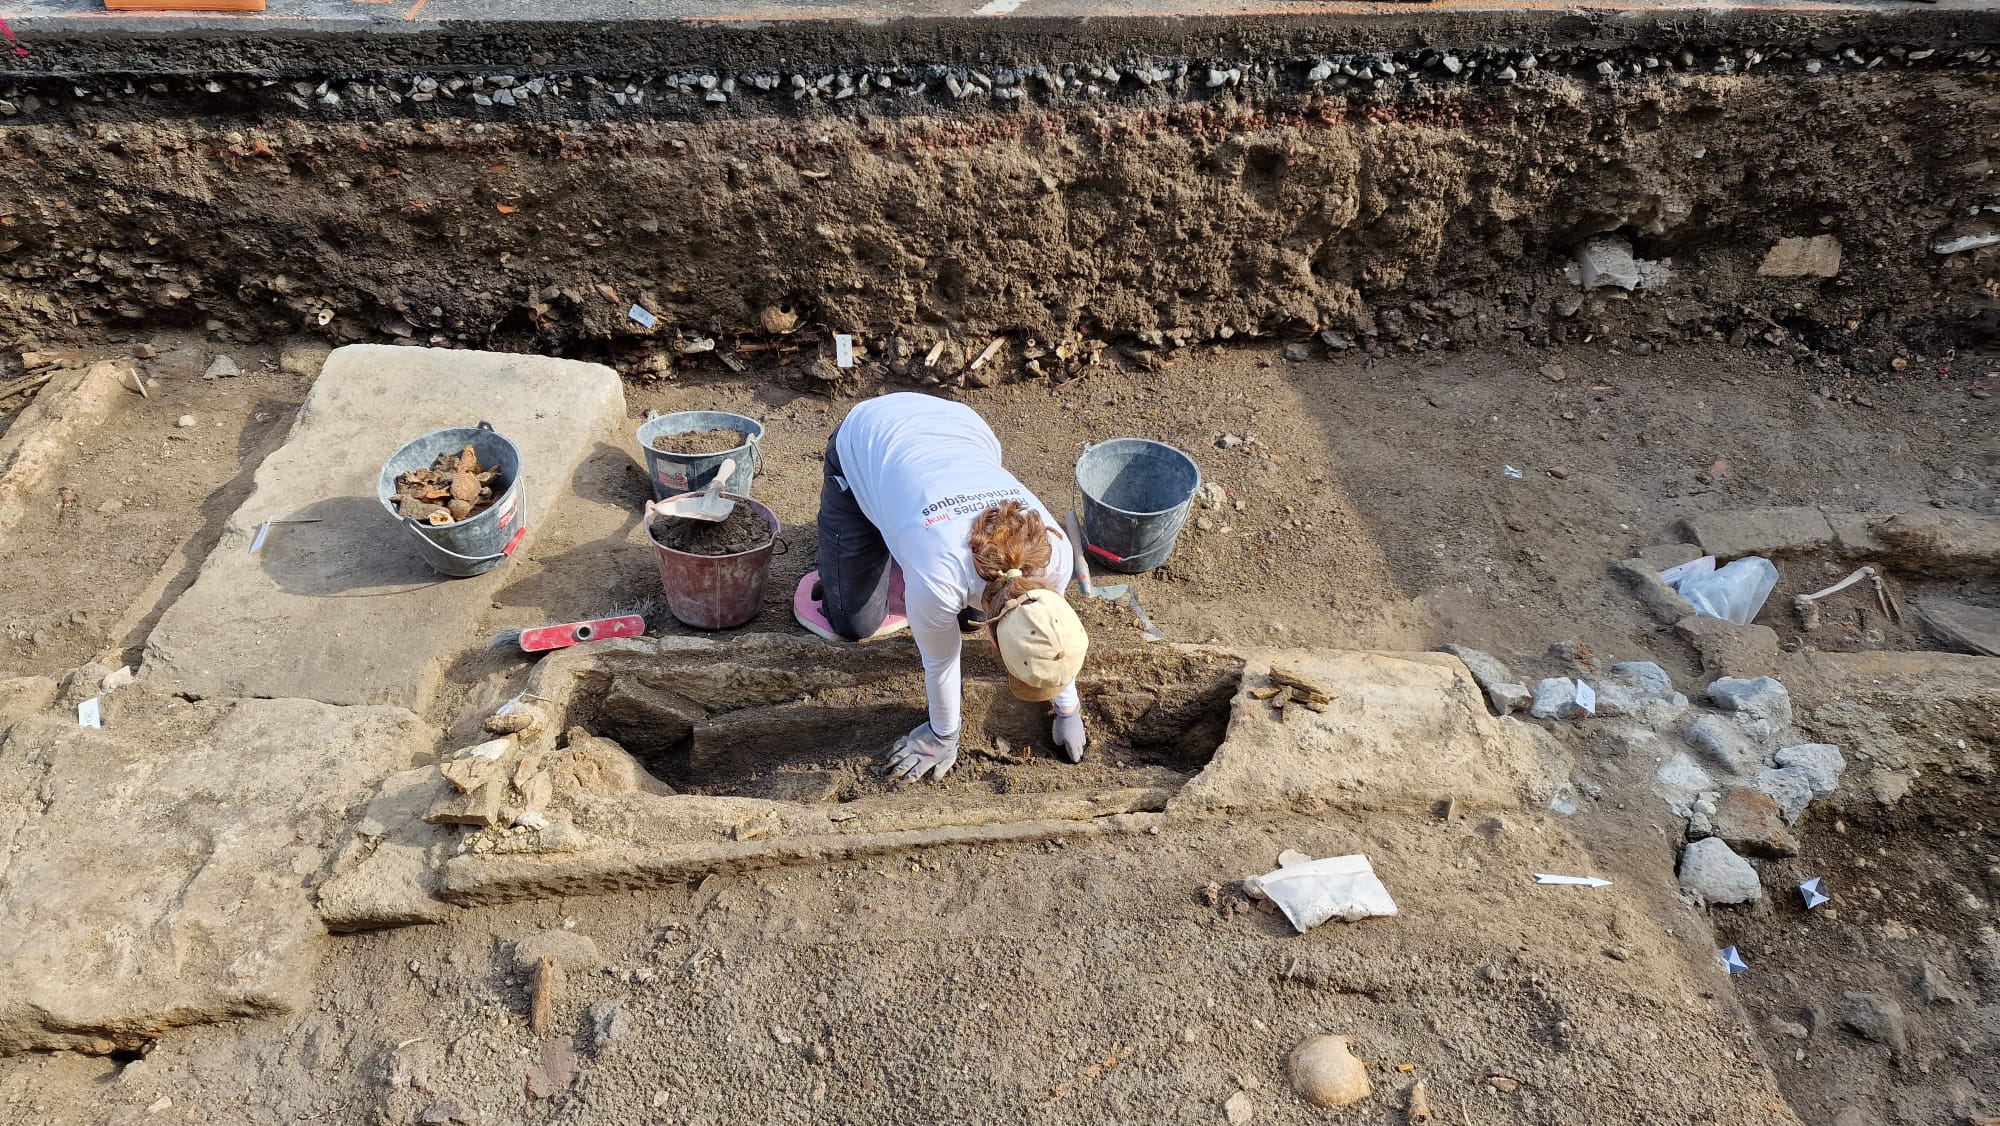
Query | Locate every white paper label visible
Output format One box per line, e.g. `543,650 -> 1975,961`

627,304 -> 657,328
78,697 -> 102,728
1573,680 -> 1597,715
834,334 -> 855,369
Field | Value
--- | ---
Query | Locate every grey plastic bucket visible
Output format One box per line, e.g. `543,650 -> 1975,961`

636,411 -> 762,502
1074,439 -> 1201,574
375,421 -> 527,578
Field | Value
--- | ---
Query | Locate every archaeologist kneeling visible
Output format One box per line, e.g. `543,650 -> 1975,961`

794,393 -> 1089,782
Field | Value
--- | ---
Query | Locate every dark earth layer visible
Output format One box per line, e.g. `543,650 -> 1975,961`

2,70 -> 1996,381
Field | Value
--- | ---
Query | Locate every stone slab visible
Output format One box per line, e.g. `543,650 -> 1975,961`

1169,650 -> 1542,816
0,692 -> 433,1053
1680,506 -> 1834,559
142,345 -> 626,708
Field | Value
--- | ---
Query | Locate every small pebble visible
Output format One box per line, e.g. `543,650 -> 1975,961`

1548,466 -> 1570,480
176,415 -> 196,428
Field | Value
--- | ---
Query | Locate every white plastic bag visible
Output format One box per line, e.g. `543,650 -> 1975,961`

1664,555 -> 1778,625
1243,854 -> 1397,932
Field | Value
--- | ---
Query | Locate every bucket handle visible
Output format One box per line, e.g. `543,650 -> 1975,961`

396,519 -> 514,567
771,536 -> 790,557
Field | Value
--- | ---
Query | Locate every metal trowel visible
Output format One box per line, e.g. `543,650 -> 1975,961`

646,458 -> 738,522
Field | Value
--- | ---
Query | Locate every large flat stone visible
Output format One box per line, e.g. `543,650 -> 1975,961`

0,692 -> 433,1053
142,345 -> 626,708
1680,507 -> 1833,559
1169,650 -> 1542,816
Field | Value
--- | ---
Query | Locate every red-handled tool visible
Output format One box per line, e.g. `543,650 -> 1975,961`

493,613 -> 647,653
1085,543 -> 1126,563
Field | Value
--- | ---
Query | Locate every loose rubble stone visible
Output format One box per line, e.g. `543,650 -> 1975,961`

1752,766 -> 1816,824
1594,661 -> 1689,725
1768,1017 -> 1810,1041
512,930 -> 602,973
1529,678 -> 1580,719
203,354 -> 240,379
148,347 -> 206,379
1708,788 -> 1799,858
1678,836 -> 1762,904
280,341 -> 333,379
1773,743 -> 1846,795
588,1000 -> 634,1050
1654,752 -> 1715,814
1916,961 -> 1965,1005
1835,992 -> 1908,1054
1757,235 -> 1843,278
1684,714 -> 1769,776
418,1097 -> 466,1124
1707,676 -> 1793,731
1441,645 -> 1531,714
1572,234 -> 1642,290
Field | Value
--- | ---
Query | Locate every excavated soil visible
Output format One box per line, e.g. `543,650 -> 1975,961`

651,427 -> 750,455
1,72 -> 1996,376
1715,776 -> 2000,1126
650,503 -> 772,556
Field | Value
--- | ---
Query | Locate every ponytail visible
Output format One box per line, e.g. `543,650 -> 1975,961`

967,501 -> 1055,619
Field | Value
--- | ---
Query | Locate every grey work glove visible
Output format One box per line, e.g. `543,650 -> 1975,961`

1052,705 -> 1087,764
887,722 -> 959,783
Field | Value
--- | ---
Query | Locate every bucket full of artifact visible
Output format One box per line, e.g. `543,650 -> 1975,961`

377,421 -> 527,578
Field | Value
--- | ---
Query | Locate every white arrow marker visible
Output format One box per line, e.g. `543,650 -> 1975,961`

1534,874 -> 1612,887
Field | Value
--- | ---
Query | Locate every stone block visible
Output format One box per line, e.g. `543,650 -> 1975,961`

1680,507 -> 1833,559
143,345 -> 626,709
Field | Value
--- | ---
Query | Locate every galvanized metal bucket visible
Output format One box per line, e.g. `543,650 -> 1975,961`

375,421 -> 527,578
636,410 -> 762,502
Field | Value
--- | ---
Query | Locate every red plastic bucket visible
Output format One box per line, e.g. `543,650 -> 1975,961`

643,495 -> 784,630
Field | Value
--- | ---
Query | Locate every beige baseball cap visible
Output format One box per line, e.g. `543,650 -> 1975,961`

992,588 -> 1089,701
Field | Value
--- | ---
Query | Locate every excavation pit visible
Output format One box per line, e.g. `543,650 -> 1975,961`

536,635 -> 1243,805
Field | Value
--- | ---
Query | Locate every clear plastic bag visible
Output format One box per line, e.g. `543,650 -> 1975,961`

1671,556 -> 1778,625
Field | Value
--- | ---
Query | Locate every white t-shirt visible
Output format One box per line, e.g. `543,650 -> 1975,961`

835,393 -> 1078,737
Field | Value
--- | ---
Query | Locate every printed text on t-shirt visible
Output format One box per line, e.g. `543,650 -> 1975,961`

920,487 -> 1024,526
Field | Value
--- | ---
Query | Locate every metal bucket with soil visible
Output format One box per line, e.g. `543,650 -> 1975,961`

375,421 -> 526,578
644,495 -> 783,630
636,410 -> 762,502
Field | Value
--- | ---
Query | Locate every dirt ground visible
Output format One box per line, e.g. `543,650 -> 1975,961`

0,333 -> 1994,1124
